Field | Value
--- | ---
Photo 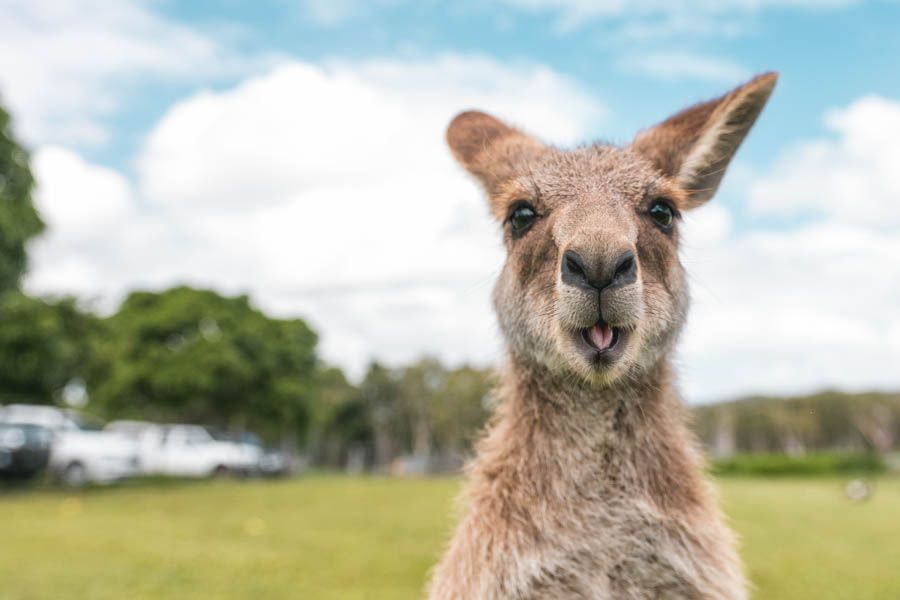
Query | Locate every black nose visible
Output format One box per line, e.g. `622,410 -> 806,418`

561,249 -> 637,292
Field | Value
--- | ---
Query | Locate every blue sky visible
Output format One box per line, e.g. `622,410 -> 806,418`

3,0 -> 900,401
90,1 -> 900,169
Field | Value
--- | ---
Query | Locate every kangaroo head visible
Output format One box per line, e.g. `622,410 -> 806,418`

448,73 -> 777,386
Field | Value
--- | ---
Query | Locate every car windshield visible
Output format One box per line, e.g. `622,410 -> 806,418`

235,432 -> 262,447
205,427 -> 231,442
69,414 -> 104,432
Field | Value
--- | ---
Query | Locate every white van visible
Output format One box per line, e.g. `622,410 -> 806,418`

106,421 -> 261,478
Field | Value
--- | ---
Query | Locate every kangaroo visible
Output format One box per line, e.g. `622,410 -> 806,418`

428,73 -> 777,600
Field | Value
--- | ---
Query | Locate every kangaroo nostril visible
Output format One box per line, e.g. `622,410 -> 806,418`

615,254 -> 634,279
561,249 -> 592,290
564,252 -> 586,278
611,251 -> 637,287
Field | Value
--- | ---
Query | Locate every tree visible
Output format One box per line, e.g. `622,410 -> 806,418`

310,366 -> 371,468
691,391 -> 900,456
0,104 -> 43,293
359,362 -> 401,469
432,364 -> 493,457
397,357 -> 445,461
346,359 -> 495,471
396,359 -> 493,468
0,102 -> 90,406
0,292 -> 95,405
88,286 -> 318,441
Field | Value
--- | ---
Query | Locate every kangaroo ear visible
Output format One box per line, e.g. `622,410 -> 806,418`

446,111 -> 546,193
631,72 -> 777,208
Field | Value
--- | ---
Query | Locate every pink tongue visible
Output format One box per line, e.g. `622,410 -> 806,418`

589,323 -> 614,351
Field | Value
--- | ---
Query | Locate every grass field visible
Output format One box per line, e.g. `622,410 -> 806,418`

1,476 -> 898,599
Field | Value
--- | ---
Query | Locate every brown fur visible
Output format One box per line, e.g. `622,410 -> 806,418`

428,73 -> 777,599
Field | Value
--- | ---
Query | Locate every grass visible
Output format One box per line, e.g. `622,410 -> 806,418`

1,476 -> 898,599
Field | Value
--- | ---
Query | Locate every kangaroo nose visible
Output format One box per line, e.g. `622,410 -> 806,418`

561,249 -> 637,292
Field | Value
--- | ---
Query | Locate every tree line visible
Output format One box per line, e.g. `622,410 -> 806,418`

3,281 -> 493,471
693,391 -> 900,458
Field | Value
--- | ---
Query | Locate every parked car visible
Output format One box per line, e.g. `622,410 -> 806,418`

0,405 -> 140,486
105,421 -> 262,478
0,423 -> 53,480
233,431 -> 291,477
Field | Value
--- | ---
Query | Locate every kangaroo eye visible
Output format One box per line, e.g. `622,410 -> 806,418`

648,199 -> 676,230
507,202 -> 538,237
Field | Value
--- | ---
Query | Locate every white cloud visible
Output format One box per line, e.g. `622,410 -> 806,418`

0,0 -> 278,146
748,95 -> 900,228
31,148 -> 133,240
138,56 -> 602,213
26,148 -> 177,300
620,51 -> 750,83
681,219 -> 900,401
27,55 -> 605,375
683,217 -> 900,398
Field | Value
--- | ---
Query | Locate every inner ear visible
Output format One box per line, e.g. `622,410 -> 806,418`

631,72 -> 777,208
446,110 -> 545,194
447,111 -> 515,166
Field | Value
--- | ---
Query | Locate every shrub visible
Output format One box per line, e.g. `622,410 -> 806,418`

711,452 -> 886,477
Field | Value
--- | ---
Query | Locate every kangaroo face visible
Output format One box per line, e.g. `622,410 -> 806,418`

448,74 -> 777,385
486,146 -> 688,384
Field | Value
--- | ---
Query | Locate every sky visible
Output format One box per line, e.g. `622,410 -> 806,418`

3,0 -> 900,402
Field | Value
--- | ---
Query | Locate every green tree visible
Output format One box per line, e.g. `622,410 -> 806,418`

397,357 -> 445,460
432,365 -> 493,456
395,359 -> 493,466
0,292 -> 95,405
88,286 -> 318,441
310,366 -> 371,468
359,362 -> 401,469
0,104 -> 43,292
691,391 -> 900,456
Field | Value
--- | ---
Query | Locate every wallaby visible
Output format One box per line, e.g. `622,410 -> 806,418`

428,73 -> 777,599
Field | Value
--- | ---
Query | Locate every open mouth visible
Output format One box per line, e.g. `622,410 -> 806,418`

576,320 -> 628,365
582,321 -> 619,353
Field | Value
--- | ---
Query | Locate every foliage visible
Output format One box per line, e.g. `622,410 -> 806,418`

87,286 -> 317,439
0,104 -> 43,293
359,362 -> 403,467
0,291 -> 95,405
711,452 -> 886,476
693,391 -> 900,456
317,358 -> 494,470
431,364 -> 494,453
308,366 -> 371,466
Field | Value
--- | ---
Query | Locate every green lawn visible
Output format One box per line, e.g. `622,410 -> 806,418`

1,476 -> 898,599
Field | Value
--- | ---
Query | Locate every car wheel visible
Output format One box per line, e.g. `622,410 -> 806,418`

212,465 -> 230,479
62,462 -> 88,487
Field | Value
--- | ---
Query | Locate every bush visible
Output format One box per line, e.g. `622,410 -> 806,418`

711,452 -> 886,477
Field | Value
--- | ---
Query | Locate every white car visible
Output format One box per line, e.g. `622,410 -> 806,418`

0,404 -> 140,486
106,421 -> 262,478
